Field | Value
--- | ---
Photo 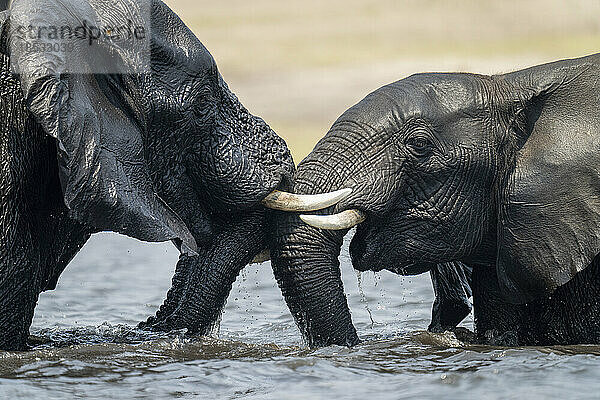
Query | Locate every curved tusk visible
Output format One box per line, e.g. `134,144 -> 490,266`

300,209 -> 366,230
261,188 -> 353,212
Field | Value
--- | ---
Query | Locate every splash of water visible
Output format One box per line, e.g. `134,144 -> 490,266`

356,271 -> 377,327
30,323 -> 190,349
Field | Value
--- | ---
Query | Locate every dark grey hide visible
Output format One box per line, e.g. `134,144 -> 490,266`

0,0 -> 293,350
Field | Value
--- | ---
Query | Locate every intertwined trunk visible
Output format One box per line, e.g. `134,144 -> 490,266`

270,134 -> 361,347
271,212 -> 358,346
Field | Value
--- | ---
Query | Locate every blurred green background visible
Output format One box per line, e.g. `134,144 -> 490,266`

165,0 -> 600,163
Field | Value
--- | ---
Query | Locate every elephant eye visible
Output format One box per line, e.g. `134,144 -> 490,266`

405,135 -> 433,157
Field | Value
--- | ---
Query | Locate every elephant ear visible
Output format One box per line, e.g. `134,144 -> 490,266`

7,0 -> 197,253
496,55 -> 600,303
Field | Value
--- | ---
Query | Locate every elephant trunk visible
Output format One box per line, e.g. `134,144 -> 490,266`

270,140 -> 364,346
271,212 -> 359,346
140,212 -> 265,334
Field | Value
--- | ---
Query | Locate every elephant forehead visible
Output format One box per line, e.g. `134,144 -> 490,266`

394,73 -> 489,118
338,73 -> 490,132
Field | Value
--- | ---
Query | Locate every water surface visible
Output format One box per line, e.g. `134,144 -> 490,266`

1,233 -> 597,399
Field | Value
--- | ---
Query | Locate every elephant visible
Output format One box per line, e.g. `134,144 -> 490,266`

270,53 -> 600,347
0,0 -> 356,351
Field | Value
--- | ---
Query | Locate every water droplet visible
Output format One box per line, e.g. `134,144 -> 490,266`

356,270 -> 376,327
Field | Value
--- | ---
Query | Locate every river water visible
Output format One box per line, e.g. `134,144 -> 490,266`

0,232 -> 598,399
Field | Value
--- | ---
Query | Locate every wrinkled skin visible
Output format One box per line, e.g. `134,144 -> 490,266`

0,1 -> 293,350
272,54 -> 600,346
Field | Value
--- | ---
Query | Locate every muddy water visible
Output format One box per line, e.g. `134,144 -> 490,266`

0,233 -> 597,399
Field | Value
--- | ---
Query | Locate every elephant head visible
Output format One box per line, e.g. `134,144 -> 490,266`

0,0 -> 350,335
270,54 -> 600,346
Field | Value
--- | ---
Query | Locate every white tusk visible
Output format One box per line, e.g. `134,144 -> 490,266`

300,209 -> 366,230
261,188 -> 353,212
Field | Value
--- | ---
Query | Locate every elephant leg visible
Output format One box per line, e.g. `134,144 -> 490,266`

428,261 -> 473,333
139,214 -> 264,334
0,223 -> 89,350
471,266 -> 527,346
39,218 -> 91,293
555,257 -> 600,344
0,204 -> 89,350
519,256 -> 600,345
0,255 -> 42,350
